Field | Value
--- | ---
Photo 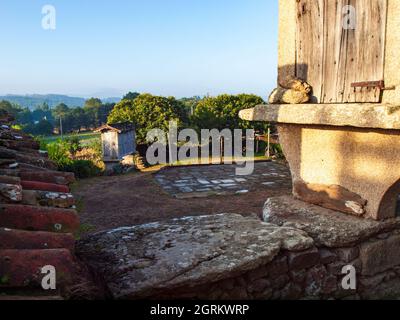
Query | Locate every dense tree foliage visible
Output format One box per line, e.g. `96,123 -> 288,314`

1,92 -> 270,139
190,94 -> 266,131
108,94 -> 189,144
0,100 -> 35,126
51,100 -> 115,133
0,100 -> 19,116
179,96 -> 201,117
122,92 -> 140,101
0,98 -> 115,135
24,119 -> 54,135
32,103 -> 53,123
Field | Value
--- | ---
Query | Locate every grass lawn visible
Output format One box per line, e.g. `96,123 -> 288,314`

41,132 -> 101,146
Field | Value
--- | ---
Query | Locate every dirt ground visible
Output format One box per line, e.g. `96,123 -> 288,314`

72,166 -> 292,235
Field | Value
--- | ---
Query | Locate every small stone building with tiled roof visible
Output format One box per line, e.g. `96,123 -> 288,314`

95,122 -> 136,161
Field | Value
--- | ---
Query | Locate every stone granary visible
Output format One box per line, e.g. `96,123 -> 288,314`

240,0 -> 400,221
8,0 -> 400,300
77,0 -> 400,300
95,122 -> 136,163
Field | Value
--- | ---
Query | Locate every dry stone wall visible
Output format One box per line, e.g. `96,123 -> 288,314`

78,196 -> 400,300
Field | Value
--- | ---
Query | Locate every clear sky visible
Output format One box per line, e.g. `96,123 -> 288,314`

0,0 -> 278,99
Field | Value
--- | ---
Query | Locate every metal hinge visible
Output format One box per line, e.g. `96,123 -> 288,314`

351,80 -> 396,91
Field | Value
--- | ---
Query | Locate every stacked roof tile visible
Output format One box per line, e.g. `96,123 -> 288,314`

0,113 -> 85,299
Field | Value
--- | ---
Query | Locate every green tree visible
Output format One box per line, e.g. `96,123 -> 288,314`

17,107 -> 33,125
84,98 -> 102,109
0,100 -> 22,118
34,119 -> 54,135
0,100 -> 34,125
53,103 -> 69,119
52,103 -> 70,136
99,103 -> 115,124
108,94 -> 188,144
191,94 -> 266,131
23,119 -> 54,136
32,103 -> 53,124
179,96 -> 201,116
122,92 -> 140,101
84,98 -> 103,127
70,107 -> 90,132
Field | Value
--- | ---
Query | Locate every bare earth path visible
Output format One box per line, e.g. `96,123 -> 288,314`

72,162 -> 292,234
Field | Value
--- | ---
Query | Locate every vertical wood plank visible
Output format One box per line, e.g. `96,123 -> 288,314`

295,0 -> 387,103
342,0 -> 358,103
335,0 -> 387,103
321,0 -> 349,103
296,0 -> 325,103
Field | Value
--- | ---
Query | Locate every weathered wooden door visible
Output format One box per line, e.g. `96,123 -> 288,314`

296,0 -> 387,103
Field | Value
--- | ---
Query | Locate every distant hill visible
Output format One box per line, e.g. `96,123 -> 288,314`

102,97 -> 121,104
0,94 -> 121,109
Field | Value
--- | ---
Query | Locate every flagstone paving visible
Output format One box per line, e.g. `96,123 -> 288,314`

154,161 -> 291,198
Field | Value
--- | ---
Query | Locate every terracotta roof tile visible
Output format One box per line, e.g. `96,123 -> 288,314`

0,112 -> 84,298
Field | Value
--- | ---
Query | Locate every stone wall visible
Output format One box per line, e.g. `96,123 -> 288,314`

77,196 -> 400,300
159,240 -> 400,300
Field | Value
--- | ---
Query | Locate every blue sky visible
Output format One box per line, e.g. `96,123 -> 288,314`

0,0 -> 278,99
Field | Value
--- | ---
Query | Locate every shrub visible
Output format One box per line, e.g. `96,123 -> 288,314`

73,147 -> 105,173
86,139 -> 102,157
38,137 -> 104,179
65,136 -> 82,155
45,139 -> 73,168
61,160 -> 102,179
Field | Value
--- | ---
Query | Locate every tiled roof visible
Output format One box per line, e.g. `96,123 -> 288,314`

0,115 -> 85,299
94,122 -> 135,134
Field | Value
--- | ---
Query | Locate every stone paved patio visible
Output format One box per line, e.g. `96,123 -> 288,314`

154,161 -> 291,198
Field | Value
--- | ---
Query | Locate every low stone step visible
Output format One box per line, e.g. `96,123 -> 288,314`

0,228 -> 75,251
0,204 -> 79,233
21,181 -> 69,193
0,249 -> 77,289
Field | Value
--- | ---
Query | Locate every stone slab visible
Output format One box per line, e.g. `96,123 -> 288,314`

239,104 -> 400,130
154,162 -> 291,198
263,196 -> 400,248
77,213 -> 313,299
